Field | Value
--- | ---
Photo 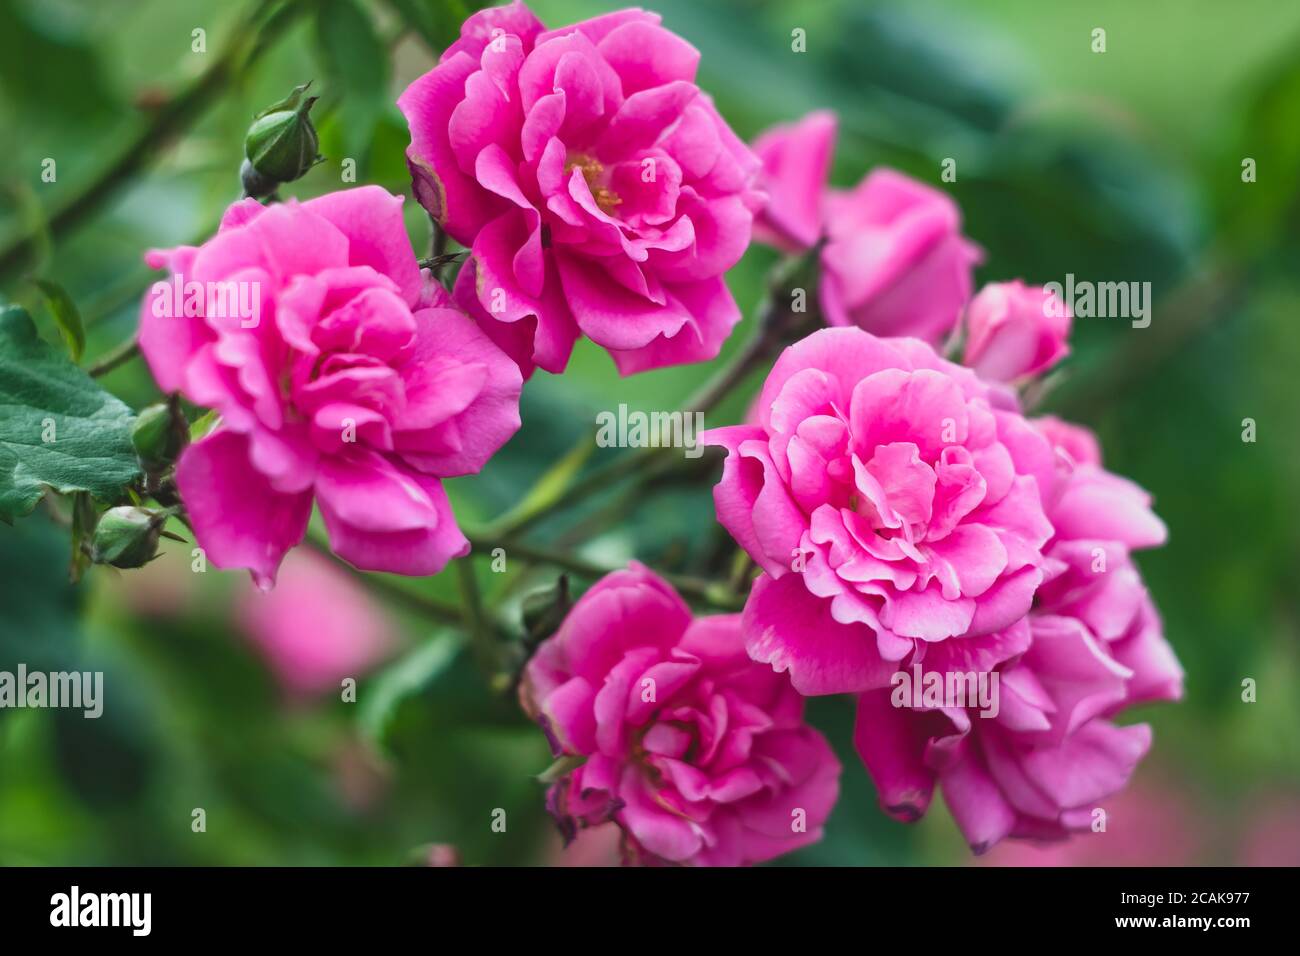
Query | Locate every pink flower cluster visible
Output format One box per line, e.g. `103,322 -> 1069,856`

399,1 -> 763,376
130,1 -> 1181,866
520,563 -> 839,866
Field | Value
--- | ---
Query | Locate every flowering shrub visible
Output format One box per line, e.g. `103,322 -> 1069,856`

0,0 -> 1196,870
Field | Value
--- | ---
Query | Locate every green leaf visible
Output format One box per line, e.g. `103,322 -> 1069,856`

359,630 -> 463,748
28,277 -> 85,363
188,408 -> 221,443
0,305 -> 140,521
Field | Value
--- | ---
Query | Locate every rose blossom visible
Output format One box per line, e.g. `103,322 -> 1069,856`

520,563 -> 840,866
853,415 -> 1181,852
751,110 -> 836,252
705,327 -> 1056,696
398,1 -> 763,377
235,549 -> 395,697
962,280 -> 1071,383
749,111 -> 981,344
139,186 -> 522,587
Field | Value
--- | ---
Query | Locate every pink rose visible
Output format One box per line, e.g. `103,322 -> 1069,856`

235,550 -> 395,697
705,327 -> 1055,696
520,563 -> 840,866
822,169 -> 981,342
751,110 -> 836,252
749,112 -> 981,344
962,280 -> 1071,383
398,1 -> 763,377
139,186 -> 522,587
853,417 -> 1181,852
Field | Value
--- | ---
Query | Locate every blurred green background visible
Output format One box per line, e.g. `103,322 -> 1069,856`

1,0 -> 1298,865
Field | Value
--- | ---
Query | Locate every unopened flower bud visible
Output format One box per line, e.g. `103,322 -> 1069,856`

92,506 -> 166,569
131,402 -> 187,469
521,575 -> 572,648
242,83 -> 321,197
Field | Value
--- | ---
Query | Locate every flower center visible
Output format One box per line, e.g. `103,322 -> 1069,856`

565,152 -> 622,215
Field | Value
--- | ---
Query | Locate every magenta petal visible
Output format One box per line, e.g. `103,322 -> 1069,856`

596,19 -> 699,95
744,572 -> 895,695
302,187 -> 424,306
555,251 -> 689,351
319,469 -> 469,576
854,689 -> 938,821
176,430 -> 311,589
616,766 -> 704,862
939,744 -> 1019,853
393,306 -> 523,476
751,110 -> 836,251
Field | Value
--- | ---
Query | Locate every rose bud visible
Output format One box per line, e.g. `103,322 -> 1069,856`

242,82 -> 322,198
92,506 -> 167,569
962,280 -> 1072,383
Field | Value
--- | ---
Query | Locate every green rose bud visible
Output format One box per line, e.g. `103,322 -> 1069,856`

91,506 -> 166,570
242,82 -> 321,197
131,402 -> 187,469
521,575 -> 572,648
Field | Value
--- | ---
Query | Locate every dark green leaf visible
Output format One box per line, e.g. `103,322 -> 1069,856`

0,305 -> 139,521
29,277 -> 86,363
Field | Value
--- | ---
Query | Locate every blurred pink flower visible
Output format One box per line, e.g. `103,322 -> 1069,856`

235,549 -> 396,697
963,280 -> 1072,383
979,780 -> 1201,866
520,563 -> 840,866
822,169 -> 981,343
139,186 -> 522,587
398,1 -> 763,377
750,112 -> 980,344
705,327 -> 1055,696
1239,797 -> 1300,866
